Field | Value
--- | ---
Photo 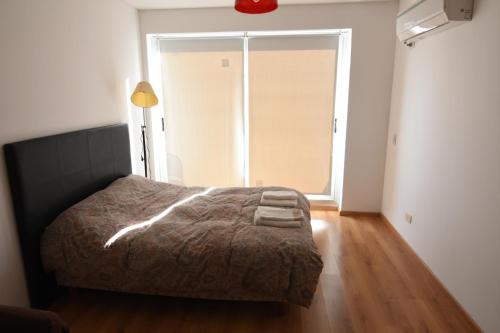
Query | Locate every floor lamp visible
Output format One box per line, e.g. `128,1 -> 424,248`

131,81 -> 158,178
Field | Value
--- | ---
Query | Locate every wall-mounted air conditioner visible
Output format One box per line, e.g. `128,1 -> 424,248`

397,0 -> 474,46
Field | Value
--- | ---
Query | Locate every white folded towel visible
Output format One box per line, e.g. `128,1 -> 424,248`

262,190 -> 298,201
254,207 -> 303,228
260,197 -> 298,207
260,192 -> 298,207
254,219 -> 302,228
256,206 -> 304,221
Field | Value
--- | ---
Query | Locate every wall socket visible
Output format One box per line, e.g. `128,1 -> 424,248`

393,133 -> 398,146
405,213 -> 413,224
256,180 -> 263,186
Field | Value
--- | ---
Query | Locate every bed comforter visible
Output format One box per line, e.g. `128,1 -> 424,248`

41,175 -> 323,307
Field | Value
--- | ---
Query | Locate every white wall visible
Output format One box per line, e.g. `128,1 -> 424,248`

398,0 -> 421,13
139,2 -> 397,211
383,0 -> 500,331
0,0 -> 141,307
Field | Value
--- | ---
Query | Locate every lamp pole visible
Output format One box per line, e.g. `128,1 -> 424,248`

141,107 -> 148,178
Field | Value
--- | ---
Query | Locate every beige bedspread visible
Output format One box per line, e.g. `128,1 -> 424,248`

41,175 -> 323,307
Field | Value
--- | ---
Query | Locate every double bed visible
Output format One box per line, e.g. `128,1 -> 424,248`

4,124 -> 323,308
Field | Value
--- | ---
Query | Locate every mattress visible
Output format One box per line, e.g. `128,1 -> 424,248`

41,175 -> 323,307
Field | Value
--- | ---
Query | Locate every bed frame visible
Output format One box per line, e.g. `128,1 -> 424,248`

4,124 -> 132,308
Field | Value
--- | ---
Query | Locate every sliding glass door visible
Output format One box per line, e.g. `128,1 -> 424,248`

158,32 -> 339,196
248,35 -> 337,195
160,38 -> 245,187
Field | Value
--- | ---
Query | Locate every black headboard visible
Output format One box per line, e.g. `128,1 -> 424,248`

4,124 -> 132,308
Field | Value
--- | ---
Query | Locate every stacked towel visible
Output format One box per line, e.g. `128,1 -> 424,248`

260,190 -> 298,208
254,206 -> 303,228
262,191 -> 298,200
257,206 -> 304,221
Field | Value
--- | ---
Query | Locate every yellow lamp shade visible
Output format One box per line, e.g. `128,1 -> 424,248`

131,81 -> 158,108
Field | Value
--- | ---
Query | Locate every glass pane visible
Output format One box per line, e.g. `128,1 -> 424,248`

160,38 -> 244,187
248,36 -> 337,195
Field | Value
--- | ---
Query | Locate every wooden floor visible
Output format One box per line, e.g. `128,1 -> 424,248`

51,211 -> 480,333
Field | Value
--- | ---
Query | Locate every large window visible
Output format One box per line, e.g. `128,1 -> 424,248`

160,38 -> 244,187
248,36 -> 337,194
148,30 -> 352,202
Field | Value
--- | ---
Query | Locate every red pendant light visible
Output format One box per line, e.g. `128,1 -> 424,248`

235,0 -> 278,14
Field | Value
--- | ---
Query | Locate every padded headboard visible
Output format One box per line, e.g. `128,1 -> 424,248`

4,124 -> 132,308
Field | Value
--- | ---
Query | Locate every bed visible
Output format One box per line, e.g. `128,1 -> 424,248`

4,124 -> 323,308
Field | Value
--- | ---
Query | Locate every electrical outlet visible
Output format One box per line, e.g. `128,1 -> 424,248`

256,180 -> 263,186
393,133 -> 398,146
221,59 -> 230,67
405,213 -> 413,224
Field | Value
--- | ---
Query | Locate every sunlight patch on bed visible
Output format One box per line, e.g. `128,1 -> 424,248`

104,187 -> 215,248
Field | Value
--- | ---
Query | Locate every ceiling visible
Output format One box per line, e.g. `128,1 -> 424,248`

123,0 -> 390,10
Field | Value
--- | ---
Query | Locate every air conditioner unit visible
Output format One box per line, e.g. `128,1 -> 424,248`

397,0 -> 474,46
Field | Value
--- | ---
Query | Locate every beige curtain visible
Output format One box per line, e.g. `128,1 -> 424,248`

249,36 -> 337,194
160,38 -> 245,187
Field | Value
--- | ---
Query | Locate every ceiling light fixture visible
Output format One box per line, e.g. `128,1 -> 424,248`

235,0 -> 278,14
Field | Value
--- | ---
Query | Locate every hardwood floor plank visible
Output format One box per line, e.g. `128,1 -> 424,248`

319,274 -> 355,333
52,211 -> 480,333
